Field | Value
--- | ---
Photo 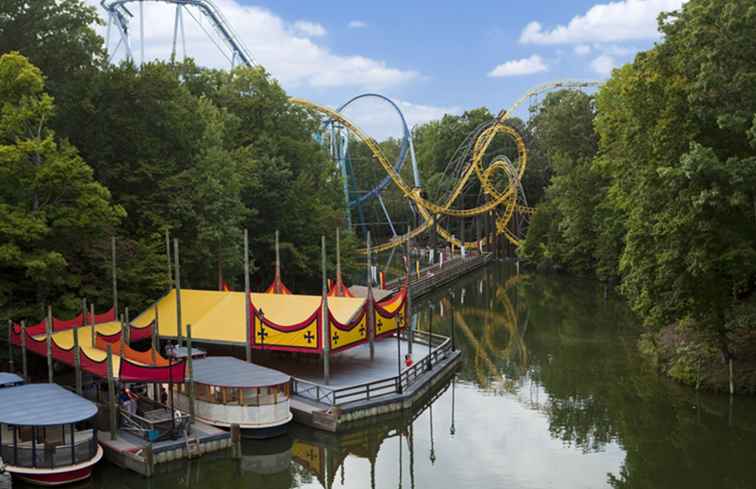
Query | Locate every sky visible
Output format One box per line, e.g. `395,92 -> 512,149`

85,0 -> 686,139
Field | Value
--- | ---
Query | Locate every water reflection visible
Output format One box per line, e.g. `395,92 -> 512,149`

89,264 -> 756,489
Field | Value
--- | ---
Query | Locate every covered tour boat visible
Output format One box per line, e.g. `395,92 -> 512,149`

174,356 -> 292,438
0,384 -> 102,486
0,373 -> 24,389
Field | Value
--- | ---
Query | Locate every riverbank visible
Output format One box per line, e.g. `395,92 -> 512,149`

640,319 -> 756,395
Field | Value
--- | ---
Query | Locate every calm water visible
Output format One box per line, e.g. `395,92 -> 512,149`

84,264 -> 756,489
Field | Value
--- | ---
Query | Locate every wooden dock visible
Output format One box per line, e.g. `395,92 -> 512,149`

98,421 -> 234,476
288,330 -> 460,432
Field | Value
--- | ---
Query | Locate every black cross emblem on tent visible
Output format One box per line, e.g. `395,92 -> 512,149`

376,319 -> 383,332
332,332 -> 340,344
304,331 -> 315,344
359,325 -> 366,337
306,448 -> 317,461
257,328 -> 268,340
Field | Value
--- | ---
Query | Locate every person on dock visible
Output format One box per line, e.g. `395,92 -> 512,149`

404,353 -> 414,368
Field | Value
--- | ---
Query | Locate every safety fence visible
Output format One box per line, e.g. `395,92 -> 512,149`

292,329 -> 454,407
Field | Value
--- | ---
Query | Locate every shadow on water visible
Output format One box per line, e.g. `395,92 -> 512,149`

80,263 -> 756,489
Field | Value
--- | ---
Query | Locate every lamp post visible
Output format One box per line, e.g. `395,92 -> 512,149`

427,304 -> 433,371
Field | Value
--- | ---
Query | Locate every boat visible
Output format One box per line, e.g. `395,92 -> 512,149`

0,384 -> 103,486
0,373 -> 24,389
173,356 -> 292,438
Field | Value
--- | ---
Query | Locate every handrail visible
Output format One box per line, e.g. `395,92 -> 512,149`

291,330 -> 454,407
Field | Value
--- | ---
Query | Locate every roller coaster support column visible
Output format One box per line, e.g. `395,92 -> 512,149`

174,238 -> 183,347
432,214 -> 438,263
244,229 -> 251,363
321,236 -> 330,385
406,226 -> 413,355
367,231 -> 375,361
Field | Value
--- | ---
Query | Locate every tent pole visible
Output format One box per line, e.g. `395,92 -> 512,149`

6,320 -> 13,373
165,229 -> 172,289
151,304 -> 158,366
187,323 -> 195,424
321,236 -> 330,385
112,237 -> 118,315
46,305 -> 53,384
174,238 -> 183,347
73,304 -> 82,395
124,306 -> 130,344
275,230 -> 281,293
106,345 -> 118,440
367,231 -> 375,361
406,225 -> 413,355
20,321 -> 27,381
89,303 -> 95,348
336,227 -> 341,292
244,229 -> 251,362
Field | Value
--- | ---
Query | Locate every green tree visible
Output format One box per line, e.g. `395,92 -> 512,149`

0,52 -> 123,319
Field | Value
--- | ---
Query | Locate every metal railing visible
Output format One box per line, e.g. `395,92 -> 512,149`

0,435 -> 96,469
292,330 -> 454,407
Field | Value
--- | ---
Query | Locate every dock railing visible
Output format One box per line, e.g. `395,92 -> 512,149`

292,329 -> 454,407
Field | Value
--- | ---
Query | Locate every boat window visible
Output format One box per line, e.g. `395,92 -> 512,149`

0,419 -> 96,469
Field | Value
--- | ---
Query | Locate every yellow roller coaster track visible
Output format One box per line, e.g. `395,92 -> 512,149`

290,80 -> 598,253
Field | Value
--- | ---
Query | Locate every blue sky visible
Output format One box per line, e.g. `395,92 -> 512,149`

88,0 -> 686,138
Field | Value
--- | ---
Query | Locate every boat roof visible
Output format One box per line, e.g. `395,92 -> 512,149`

0,372 -> 24,387
0,384 -> 98,426
192,357 -> 290,388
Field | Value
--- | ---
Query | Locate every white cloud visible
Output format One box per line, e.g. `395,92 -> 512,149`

590,54 -> 616,76
85,0 -> 416,90
348,20 -> 367,29
292,20 -> 326,38
574,44 -> 591,56
337,97 -> 461,140
488,55 -> 547,78
519,0 -> 687,44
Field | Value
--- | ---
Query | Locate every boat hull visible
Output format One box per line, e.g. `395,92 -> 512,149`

6,445 -> 102,486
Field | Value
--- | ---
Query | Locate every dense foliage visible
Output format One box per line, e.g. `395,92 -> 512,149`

522,0 -> 756,392
0,0 -> 356,322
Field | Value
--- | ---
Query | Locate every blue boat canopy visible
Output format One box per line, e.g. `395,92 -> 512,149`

0,384 -> 98,426
192,357 -> 290,388
0,372 -> 24,387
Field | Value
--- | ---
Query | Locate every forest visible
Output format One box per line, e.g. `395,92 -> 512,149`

1,0 -> 754,392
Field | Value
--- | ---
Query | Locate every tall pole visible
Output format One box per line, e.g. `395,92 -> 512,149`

275,230 -> 281,293
321,236 -> 330,384
73,319 -> 82,395
427,304 -> 433,371
187,323 -> 195,423
6,320 -> 13,372
450,293 -> 456,352
106,345 -> 117,440
244,229 -> 251,363
124,306 -> 130,345
20,321 -> 27,381
336,227 -> 342,291
406,225 -> 413,355
174,238 -> 183,347
89,303 -> 96,348
165,229 -> 172,289
46,306 -> 53,383
112,237 -> 118,316
367,231 -> 375,361
151,304 -> 158,366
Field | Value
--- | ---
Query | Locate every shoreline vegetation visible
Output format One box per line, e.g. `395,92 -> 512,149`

519,0 -> 756,395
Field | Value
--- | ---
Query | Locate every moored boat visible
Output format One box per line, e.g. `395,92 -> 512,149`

0,384 -> 102,486
174,356 -> 292,438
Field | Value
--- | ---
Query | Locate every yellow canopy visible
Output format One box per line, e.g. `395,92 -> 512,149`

132,289 -> 366,345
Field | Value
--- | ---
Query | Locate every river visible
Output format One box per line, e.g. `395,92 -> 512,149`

86,263 -> 756,489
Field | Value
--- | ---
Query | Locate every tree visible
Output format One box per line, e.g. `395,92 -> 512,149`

520,91 -> 606,277
0,53 -> 123,319
0,0 -> 105,139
